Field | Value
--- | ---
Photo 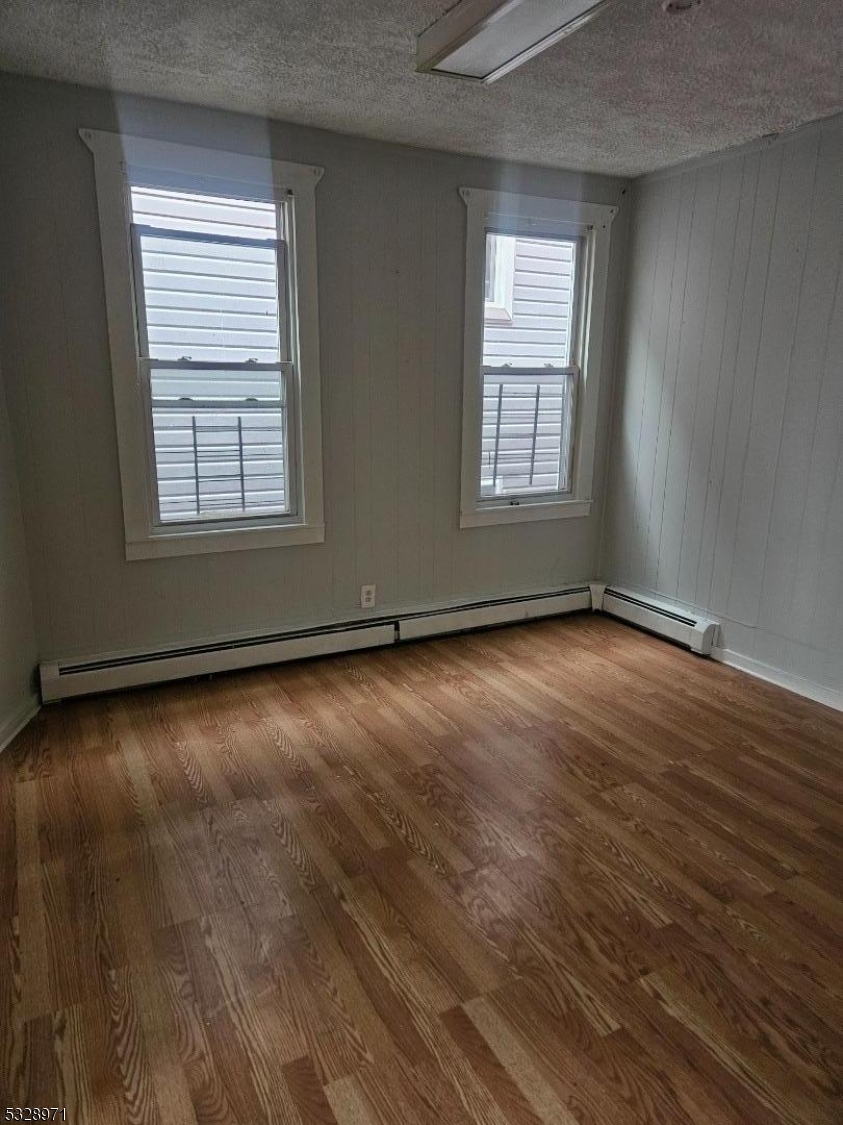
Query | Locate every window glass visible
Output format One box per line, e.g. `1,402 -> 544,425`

130,187 -> 291,524
480,233 -> 579,498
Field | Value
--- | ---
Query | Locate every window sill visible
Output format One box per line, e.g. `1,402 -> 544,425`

126,522 -> 325,560
460,499 -> 591,528
483,302 -> 513,324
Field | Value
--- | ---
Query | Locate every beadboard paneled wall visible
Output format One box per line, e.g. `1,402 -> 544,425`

0,74 -> 627,661
0,351 -> 38,741
602,116 -> 843,699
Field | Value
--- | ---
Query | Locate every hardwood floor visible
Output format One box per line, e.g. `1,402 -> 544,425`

2,614 -> 843,1124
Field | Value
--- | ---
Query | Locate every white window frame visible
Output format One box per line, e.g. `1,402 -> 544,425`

459,187 -> 617,528
81,129 -> 326,559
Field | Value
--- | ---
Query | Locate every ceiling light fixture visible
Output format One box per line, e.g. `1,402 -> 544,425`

416,0 -> 616,85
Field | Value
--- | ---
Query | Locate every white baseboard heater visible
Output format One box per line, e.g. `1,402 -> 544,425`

593,583 -> 719,655
40,622 -> 396,702
39,585 -> 591,702
397,586 -> 591,642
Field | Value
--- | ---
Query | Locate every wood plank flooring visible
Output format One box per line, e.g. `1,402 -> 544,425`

2,614 -> 843,1124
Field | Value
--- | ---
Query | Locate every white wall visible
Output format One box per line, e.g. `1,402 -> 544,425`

603,115 -> 843,701
0,350 -> 38,744
0,74 -> 628,662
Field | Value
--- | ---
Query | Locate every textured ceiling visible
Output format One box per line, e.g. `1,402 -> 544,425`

0,0 -> 842,176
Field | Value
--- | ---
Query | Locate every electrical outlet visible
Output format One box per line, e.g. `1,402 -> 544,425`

360,584 -> 377,609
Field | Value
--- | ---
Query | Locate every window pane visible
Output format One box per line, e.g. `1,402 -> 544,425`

483,234 -> 577,368
149,366 -> 283,404
152,404 -> 288,523
131,187 -> 279,239
480,369 -> 574,498
136,229 -> 281,363
150,367 -> 287,523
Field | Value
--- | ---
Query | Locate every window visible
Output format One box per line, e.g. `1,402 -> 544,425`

131,187 -> 291,524
459,188 -> 617,528
81,130 -> 325,558
481,231 -> 579,499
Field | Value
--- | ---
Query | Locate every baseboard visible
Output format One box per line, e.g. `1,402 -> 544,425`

40,584 -> 592,701
0,693 -> 40,753
593,580 -> 842,714
712,647 -> 843,715
29,576 -> 843,714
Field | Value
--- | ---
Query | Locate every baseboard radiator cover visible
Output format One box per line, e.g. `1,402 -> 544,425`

40,623 -> 396,702
39,585 -> 592,702
596,583 -> 719,655
397,586 -> 591,641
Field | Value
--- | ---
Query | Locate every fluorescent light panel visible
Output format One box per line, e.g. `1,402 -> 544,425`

417,0 -> 614,84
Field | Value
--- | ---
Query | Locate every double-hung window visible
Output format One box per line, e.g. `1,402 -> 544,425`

131,187 -> 291,525
459,188 -> 617,528
82,130 -> 325,558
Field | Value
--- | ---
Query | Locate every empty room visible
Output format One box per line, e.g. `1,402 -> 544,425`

1,0 -> 842,1121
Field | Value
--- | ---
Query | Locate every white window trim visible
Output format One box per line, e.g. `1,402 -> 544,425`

458,187 -> 617,529
81,129 -> 326,559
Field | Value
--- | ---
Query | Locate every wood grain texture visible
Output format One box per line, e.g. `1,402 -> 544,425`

2,614 -> 843,1123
